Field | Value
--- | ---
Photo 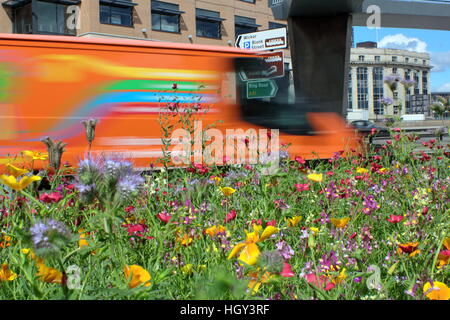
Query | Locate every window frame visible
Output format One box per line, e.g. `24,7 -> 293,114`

195,8 -> 223,39
151,0 -> 184,34
99,3 -> 134,27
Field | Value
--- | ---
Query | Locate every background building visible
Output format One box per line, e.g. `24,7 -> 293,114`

348,41 -> 432,121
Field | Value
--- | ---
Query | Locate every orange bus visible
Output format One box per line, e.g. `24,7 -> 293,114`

0,34 -> 358,171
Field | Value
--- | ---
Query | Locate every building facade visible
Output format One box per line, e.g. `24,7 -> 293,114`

348,42 -> 432,121
0,0 -> 288,53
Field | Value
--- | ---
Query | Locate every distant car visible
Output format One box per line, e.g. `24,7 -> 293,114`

350,120 -> 386,135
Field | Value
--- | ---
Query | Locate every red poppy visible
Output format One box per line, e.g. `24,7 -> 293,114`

266,219 -> 277,227
294,183 -> 310,192
280,262 -> 295,278
156,213 -> 172,224
224,210 -> 237,223
387,215 -> 404,223
295,156 -> 306,165
305,273 -> 335,291
125,206 -> 135,213
39,192 -> 63,204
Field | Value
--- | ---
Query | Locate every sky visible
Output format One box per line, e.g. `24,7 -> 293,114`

354,26 -> 450,92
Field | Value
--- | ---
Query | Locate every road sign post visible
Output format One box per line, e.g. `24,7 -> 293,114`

235,27 -> 287,51
247,80 -> 278,99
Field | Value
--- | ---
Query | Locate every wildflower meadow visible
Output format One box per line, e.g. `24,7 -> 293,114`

0,101 -> 449,300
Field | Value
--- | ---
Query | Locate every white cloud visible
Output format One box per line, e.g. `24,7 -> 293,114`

436,83 -> 450,92
378,34 -> 428,53
430,52 -> 450,72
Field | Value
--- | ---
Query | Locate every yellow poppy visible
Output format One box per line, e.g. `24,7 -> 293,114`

310,227 -> 319,235
0,264 -> 17,281
124,265 -> 151,288
248,270 -> 274,294
287,216 -> 302,227
205,225 -> 226,237
211,176 -> 221,185
220,187 -> 236,196
78,229 -> 89,248
22,150 -> 48,161
36,262 -> 63,283
379,168 -> 389,173
331,217 -> 350,228
228,225 -> 279,266
307,173 -> 323,183
332,268 -> 347,284
423,281 -> 450,300
177,232 -> 193,246
356,167 -> 369,174
0,174 -> 41,191
5,164 -> 29,178
0,235 -> 11,249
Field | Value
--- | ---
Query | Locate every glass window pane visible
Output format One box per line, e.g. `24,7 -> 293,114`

100,5 -> 110,24
36,1 -> 58,33
161,14 -> 178,32
197,19 -> 220,38
14,3 -> 32,34
152,13 -> 161,30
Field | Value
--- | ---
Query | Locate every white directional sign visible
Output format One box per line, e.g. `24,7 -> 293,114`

235,27 -> 287,51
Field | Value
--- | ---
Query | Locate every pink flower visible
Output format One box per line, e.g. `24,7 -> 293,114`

172,83 -> 177,90
387,214 -> 404,223
224,210 -> 237,223
124,206 -> 135,213
39,192 -> 63,204
305,273 -> 335,291
266,219 -> 277,227
294,183 -> 310,192
295,156 -> 306,165
156,212 -> 172,224
280,262 -> 295,278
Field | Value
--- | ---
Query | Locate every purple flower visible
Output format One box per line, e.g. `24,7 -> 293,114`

30,219 -> 71,253
117,174 -> 144,200
276,240 -> 295,260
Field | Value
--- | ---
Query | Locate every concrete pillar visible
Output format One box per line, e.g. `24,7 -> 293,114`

287,14 -> 352,115
367,67 -> 374,120
351,66 -> 358,109
418,70 -> 423,95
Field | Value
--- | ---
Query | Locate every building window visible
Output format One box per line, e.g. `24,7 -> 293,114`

239,0 -> 255,3
348,69 -> 353,110
100,1 -> 135,27
9,0 -> 80,35
152,0 -> 184,33
392,67 -> 398,74
414,71 -> 420,95
358,55 -> 365,62
423,60 -> 426,65
392,56 -> 398,62
422,71 -> 428,95
269,22 -> 285,29
393,92 -> 398,99
196,9 -> 223,39
373,67 -> 384,115
12,2 -> 32,34
375,56 -> 381,62
414,58 -> 418,63
357,67 -> 369,110
235,15 -> 260,39
405,57 -> 409,63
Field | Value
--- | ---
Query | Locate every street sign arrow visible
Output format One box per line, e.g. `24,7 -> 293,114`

235,27 -> 287,51
246,80 -> 278,99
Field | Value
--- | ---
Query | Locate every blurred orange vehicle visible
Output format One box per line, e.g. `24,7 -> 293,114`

0,34 -> 358,172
